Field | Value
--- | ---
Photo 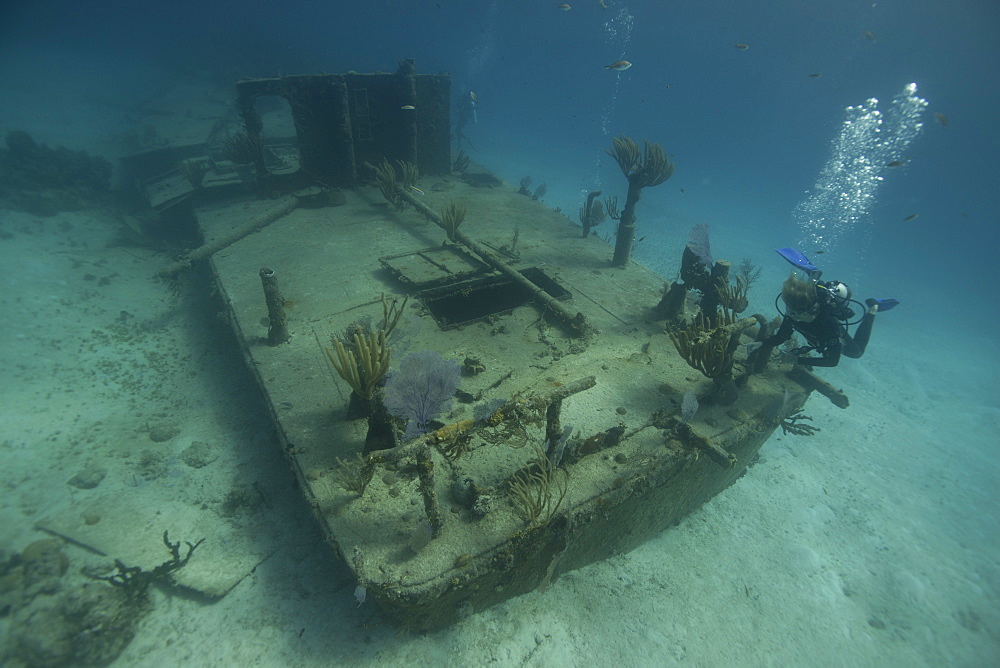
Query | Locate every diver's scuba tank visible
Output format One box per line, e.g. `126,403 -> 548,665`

821,280 -> 851,305
818,280 -> 862,323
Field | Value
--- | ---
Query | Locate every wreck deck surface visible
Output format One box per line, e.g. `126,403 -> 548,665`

202,177 -> 808,630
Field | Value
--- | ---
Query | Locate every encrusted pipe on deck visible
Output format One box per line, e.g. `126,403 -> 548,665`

389,181 -> 594,338
259,267 -> 289,345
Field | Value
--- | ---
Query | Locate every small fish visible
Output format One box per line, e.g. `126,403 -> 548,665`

734,42 -> 749,50
598,0 -> 608,7
556,3 -> 571,10
903,213 -> 919,222
886,160 -> 906,167
815,250 -> 826,255
604,60 -> 632,71
934,112 -> 949,127
808,73 -> 822,78
409,186 -> 425,195
400,105 -> 415,110
664,83 -> 671,88
864,30 -> 876,41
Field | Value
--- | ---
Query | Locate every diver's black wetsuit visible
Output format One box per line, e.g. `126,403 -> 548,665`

760,297 -> 875,368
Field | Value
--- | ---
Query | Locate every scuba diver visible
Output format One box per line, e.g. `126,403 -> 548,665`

751,248 -> 899,369
454,90 -> 478,149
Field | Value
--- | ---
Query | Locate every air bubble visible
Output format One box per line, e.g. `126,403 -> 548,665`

794,84 -> 928,252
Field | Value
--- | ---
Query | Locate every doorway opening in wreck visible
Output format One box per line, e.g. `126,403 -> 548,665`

253,94 -> 300,175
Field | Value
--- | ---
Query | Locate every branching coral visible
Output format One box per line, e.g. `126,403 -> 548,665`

579,190 -> 607,237
509,444 -> 568,525
332,452 -> 374,496
605,136 -> 675,267
606,136 -> 674,188
668,312 -> 745,380
452,149 -> 470,173
325,330 -> 391,400
223,132 -> 262,165
717,275 -> 749,316
397,159 -> 419,191
374,159 -> 403,211
380,292 -> 408,338
780,410 -> 821,436
177,160 -> 208,189
440,200 -> 467,241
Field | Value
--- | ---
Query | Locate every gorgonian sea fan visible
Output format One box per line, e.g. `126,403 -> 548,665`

687,223 -> 713,268
383,350 -> 462,439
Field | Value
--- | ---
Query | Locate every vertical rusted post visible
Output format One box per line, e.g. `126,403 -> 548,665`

259,267 -> 288,345
333,79 -> 357,184
416,445 -> 443,533
545,400 -> 563,453
612,180 -> 642,268
397,59 -> 418,165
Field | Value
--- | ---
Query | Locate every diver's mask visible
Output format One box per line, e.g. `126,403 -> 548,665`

786,303 -> 819,323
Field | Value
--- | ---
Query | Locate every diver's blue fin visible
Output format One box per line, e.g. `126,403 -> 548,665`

866,298 -> 899,312
775,248 -> 822,279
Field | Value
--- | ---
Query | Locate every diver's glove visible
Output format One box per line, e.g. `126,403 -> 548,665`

778,350 -> 799,365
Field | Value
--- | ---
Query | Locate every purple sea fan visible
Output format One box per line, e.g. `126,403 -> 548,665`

383,350 -> 462,439
680,390 -> 699,424
687,223 -> 714,268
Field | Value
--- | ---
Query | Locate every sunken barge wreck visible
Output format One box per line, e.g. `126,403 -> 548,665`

136,61 -> 845,631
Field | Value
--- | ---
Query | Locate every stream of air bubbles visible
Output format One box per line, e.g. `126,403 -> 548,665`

794,83 -> 928,255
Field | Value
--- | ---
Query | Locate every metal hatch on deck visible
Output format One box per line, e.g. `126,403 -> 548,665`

417,267 -> 571,330
379,245 -> 490,288
379,246 -> 571,329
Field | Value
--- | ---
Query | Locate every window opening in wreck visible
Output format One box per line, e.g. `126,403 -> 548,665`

252,95 -> 300,174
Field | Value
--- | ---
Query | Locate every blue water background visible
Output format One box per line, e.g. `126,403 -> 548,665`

1,0 -> 997,661
4,0 -> 994,318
